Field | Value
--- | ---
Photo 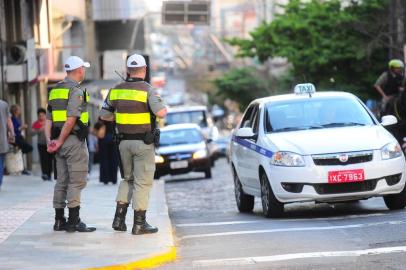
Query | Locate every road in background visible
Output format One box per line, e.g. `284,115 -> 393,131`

162,158 -> 406,269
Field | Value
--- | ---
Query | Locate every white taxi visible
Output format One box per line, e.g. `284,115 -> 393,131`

230,84 -> 406,218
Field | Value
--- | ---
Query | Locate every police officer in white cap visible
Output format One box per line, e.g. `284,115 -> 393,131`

46,56 -> 96,233
100,54 -> 167,235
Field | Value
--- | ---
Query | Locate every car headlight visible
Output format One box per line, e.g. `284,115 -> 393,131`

155,155 -> 165,164
381,142 -> 402,160
193,149 -> 208,159
270,151 -> 305,167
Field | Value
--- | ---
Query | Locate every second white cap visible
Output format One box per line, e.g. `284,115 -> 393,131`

127,54 -> 146,68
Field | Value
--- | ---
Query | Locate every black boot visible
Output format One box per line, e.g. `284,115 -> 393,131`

53,208 -> 67,231
66,206 -> 96,233
112,203 -> 128,231
132,210 -> 158,235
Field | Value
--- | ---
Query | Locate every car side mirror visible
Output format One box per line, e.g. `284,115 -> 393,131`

381,115 -> 398,126
235,127 -> 255,139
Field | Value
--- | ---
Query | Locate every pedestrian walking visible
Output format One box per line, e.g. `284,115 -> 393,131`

46,56 -> 96,233
100,53 -> 167,235
97,121 -> 119,185
32,108 -> 53,181
10,104 -> 33,175
0,99 -> 15,191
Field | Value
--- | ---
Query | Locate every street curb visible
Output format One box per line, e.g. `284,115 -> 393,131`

84,246 -> 177,270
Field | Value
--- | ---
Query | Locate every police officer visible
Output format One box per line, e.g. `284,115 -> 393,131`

46,56 -> 96,233
374,59 -> 405,113
99,54 -> 167,235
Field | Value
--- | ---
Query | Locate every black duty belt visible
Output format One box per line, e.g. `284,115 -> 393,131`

119,133 -> 145,140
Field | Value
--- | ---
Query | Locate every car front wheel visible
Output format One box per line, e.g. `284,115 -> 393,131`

260,172 -> 284,218
384,184 -> 406,210
233,169 -> 254,212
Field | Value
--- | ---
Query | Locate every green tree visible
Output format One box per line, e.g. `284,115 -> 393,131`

213,68 -> 269,111
227,0 -> 389,99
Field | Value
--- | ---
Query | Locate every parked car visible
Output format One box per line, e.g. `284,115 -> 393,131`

155,124 -> 212,179
230,83 -> 406,218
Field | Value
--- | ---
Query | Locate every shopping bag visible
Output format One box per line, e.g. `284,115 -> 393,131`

5,146 -> 24,175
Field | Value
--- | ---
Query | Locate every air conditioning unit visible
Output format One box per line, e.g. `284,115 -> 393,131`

6,39 -> 37,83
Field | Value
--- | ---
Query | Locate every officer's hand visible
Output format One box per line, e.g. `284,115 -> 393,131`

47,140 -> 62,153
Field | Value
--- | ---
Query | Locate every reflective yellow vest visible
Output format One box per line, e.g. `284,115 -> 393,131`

48,88 -> 89,126
108,87 -> 152,134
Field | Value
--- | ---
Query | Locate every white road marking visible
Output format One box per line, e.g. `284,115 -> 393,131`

182,220 -> 406,239
192,246 -> 406,267
177,213 -> 388,228
177,221 -> 262,227
284,213 -> 387,221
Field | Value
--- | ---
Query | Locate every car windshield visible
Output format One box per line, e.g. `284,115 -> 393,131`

159,128 -> 203,146
166,111 -> 208,128
265,97 -> 375,133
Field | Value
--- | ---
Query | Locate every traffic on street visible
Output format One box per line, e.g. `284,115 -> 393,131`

1,0 -> 406,270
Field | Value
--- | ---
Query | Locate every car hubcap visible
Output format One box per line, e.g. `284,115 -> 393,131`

261,178 -> 269,212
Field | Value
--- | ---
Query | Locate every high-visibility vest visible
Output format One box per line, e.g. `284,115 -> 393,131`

48,87 -> 89,127
108,82 -> 152,134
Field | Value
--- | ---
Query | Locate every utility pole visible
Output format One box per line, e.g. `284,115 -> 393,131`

85,0 -> 99,79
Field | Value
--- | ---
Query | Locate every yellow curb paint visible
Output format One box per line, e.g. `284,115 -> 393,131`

85,246 -> 177,270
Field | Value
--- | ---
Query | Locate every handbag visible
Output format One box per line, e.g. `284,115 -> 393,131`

5,145 -> 24,175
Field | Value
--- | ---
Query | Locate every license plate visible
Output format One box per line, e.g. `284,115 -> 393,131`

328,169 -> 365,184
170,160 -> 188,169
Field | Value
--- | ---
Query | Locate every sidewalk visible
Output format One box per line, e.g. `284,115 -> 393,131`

0,170 -> 176,270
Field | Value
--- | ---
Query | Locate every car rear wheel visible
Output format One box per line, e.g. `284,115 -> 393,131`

233,169 -> 254,212
260,172 -> 284,218
204,167 -> 212,179
383,184 -> 406,210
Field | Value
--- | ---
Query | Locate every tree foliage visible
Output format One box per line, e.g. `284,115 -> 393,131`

227,0 -> 390,99
213,68 -> 269,111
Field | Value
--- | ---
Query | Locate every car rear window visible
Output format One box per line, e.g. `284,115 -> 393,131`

160,128 -> 204,146
166,111 -> 208,128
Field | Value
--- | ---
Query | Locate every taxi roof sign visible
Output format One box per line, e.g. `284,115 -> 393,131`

294,83 -> 316,95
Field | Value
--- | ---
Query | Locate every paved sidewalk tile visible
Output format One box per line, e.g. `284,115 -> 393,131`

0,172 -> 175,270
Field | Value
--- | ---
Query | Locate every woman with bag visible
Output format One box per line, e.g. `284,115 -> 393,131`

10,104 -> 33,175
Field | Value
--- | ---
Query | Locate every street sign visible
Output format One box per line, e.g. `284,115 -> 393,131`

162,1 -> 210,25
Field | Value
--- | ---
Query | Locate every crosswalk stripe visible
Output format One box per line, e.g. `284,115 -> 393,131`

192,246 -> 406,267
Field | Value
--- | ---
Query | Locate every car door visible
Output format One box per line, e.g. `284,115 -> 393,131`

232,105 -> 255,185
243,104 -> 261,189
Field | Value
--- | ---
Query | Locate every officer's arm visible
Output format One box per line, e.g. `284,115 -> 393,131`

148,91 -> 167,119
44,119 -> 52,143
99,91 -> 115,121
57,117 -> 77,144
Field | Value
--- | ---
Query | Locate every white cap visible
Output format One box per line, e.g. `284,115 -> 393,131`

64,56 -> 90,71
127,54 -> 147,68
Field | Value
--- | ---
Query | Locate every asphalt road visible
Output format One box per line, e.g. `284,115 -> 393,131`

161,158 -> 406,269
